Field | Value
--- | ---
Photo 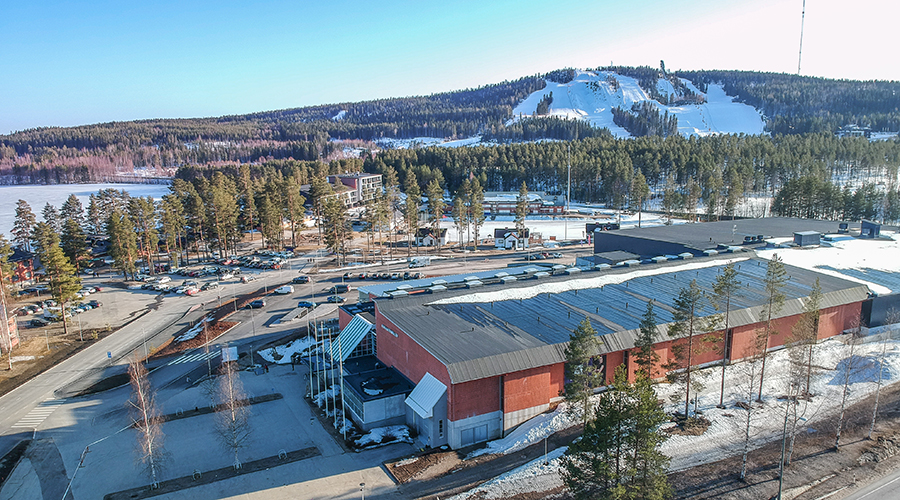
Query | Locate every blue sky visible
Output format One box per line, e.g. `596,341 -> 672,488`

1,0 -> 896,135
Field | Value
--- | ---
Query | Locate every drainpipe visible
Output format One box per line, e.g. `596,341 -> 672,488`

499,375 -> 505,438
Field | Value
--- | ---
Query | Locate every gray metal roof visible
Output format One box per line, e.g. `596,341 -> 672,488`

359,264 -> 554,297
376,255 -> 869,384
405,372 -> 447,419
594,218 -> 859,257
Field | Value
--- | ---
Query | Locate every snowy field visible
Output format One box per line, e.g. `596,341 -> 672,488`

0,183 -> 171,235
451,330 -> 900,499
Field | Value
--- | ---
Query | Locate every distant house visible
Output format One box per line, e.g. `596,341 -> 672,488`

8,248 -> 35,285
415,228 -> 447,247
326,173 -> 383,204
493,228 -> 530,250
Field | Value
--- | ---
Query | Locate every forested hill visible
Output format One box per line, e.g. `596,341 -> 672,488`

676,70 -> 900,135
1,67 -> 900,184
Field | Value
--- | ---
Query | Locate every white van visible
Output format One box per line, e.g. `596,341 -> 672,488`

274,285 -> 294,295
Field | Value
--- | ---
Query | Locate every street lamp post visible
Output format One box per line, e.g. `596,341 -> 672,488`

360,482 -> 366,500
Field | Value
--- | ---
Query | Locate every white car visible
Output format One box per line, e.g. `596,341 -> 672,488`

157,276 -> 172,284
273,285 -> 294,295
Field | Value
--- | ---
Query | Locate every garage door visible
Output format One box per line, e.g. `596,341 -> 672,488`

460,424 -> 489,447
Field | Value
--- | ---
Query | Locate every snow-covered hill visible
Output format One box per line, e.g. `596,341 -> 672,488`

511,70 -> 765,138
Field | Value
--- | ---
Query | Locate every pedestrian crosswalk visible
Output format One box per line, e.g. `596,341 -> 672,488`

167,350 -> 220,366
12,399 -> 66,429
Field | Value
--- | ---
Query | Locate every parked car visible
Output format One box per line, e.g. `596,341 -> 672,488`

200,282 -> 219,291
390,273 -> 401,280
297,301 -> 316,309
87,300 -> 102,308
343,272 -> 352,280
241,275 -> 259,283
246,299 -> 266,309
292,276 -> 311,284
551,252 -> 563,259
30,317 -> 50,327
274,285 -> 294,295
327,295 -> 346,303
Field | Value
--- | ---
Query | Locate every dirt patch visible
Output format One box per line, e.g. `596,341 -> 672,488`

151,321 -> 238,358
666,415 -> 712,436
0,326 -> 115,398
388,450 -> 460,483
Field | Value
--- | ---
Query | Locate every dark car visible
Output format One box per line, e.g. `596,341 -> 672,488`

30,317 -> 50,327
293,275 -> 311,284
326,295 -> 346,303
87,300 -> 102,308
246,299 -> 266,309
297,301 -> 316,309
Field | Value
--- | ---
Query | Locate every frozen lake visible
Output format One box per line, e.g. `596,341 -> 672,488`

0,183 -> 171,236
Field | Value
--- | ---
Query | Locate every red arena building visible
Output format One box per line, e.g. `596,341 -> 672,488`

337,255 -> 867,449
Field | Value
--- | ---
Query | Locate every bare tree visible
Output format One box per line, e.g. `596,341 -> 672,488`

128,357 -> 167,487
869,309 -> 900,439
739,353 -> 762,481
215,362 -> 252,469
835,314 -> 864,450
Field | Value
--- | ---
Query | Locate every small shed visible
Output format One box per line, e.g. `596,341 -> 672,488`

793,231 -> 821,247
861,220 -> 881,239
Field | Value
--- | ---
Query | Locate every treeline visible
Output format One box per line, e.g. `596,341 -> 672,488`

600,65 -> 703,105
612,102 -> 679,138
358,133 -> 900,212
773,175 -> 900,222
481,117 -> 611,143
677,70 -> 900,135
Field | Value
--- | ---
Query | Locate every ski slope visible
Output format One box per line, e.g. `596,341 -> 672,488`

511,70 -> 765,138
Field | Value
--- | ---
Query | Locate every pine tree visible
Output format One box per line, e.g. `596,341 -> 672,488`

129,197 -> 159,274
86,194 -> 104,235
281,171 -> 306,248
425,178 -> 444,254
563,318 -> 605,425
0,234 -> 14,371
560,366 -> 671,500
107,210 -> 140,279
382,166 -> 400,260
757,255 -> 787,402
160,194 -> 185,268
61,218 -> 89,272
469,178 -> 485,251
403,171 -> 420,257
12,200 -> 36,251
42,203 -> 61,234
710,263 -> 742,407
630,169 -> 650,228
61,194 -> 86,230
515,181 -> 528,241
665,279 -> 711,418
321,197 -> 350,265
634,301 -> 660,378
43,240 -> 81,339
239,165 -> 256,240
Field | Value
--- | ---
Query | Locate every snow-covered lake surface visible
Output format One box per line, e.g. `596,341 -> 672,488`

0,183 -> 171,236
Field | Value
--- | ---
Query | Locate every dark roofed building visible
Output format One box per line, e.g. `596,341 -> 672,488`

372,256 -> 867,449
8,248 -> 35,284
593,218 -> 855,258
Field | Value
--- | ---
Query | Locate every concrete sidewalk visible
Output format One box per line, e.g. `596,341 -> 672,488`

45,362 -> 411,499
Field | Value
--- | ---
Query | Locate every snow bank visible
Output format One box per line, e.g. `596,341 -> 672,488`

450,447 -> 568,500
355,425 -> 412,447
258,336 -> 317,364
429,257 -> 750,305
175,316 -> 211,342
469,403 -> 576,458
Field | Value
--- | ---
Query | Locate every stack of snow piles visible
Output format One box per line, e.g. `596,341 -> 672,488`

355,425 -> 412,447
258,336 -> 317,364
175,316 -> 211,342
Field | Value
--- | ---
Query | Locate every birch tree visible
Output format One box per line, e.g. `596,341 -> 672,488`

665,279 -> 712,418
215,362 -> 252,469
757,254 -> 787,402
835,314 -> 864,450
128,357 -> 167,486
710,263 -> 742,408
